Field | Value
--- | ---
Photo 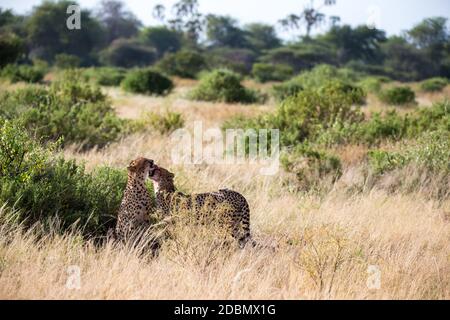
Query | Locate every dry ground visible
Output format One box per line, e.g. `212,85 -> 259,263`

0,81 -> 449,299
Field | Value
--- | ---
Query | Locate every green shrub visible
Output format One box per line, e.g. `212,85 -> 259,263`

0,33 -> 24,68
155,50 -> 207,79
121,69 -> 173,96
251,63 -> 293,83
190,69 -> 263,104
358,77 -> 383,93
0,73 -> 123,149
368,130 -> 450,175
82,67 -> 128,86
319,80 -> 366,105
378,86 -> 416,105
1,64 -> 45,83
272,81 -> 303,102
128,111 -> 184,134
315,100 -> 450,146
99,38 -> 157,68
54,53 -> 81,69
281,144 -> 342,190
271,87 -> 364,145
420,77 -> 448,92
0,120 -> 127,236
272,64 -> 365,102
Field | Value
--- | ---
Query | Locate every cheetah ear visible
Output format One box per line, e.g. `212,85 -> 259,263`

127,161 -> 137,172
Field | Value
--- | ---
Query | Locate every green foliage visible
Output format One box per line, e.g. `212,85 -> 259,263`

99,38 -> 157,68
82,67 -> 128,86
139,26 -> 181,57
378,86 -> 416,105
190,69 -> 264,104
244,23 -> 281,52
0,64 -> 45,83
0,33 -> 24,68
420,77 -> 448,92
281,144 -> 342,190
0,73 -> 123,149
121,68 -> 173,95
0,120 -> 126,236
271,87 -> 364,145
319,80 -> 366,105
358,76 -> 387,93
206,48 -> 256,75
26,0 -> 104,63
251,63 -> 293,83
368,130 -> 450,175
54,53 -> 81,69
128,111 -> 184,134
155,50 -> 207,79
272,64 -> 365,102
205,15 -> 249,48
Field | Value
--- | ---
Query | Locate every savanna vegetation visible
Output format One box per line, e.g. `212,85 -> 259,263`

0,0 -> 449,300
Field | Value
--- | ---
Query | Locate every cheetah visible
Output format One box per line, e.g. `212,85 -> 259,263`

111,157 -> 156,242
149,165 -> 253,248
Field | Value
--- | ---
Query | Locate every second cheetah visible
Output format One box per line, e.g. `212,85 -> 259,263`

149,165 -> 253,248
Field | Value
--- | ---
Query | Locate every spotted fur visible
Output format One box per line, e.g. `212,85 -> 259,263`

113,157 -> 156,241
149,166 -> 252,248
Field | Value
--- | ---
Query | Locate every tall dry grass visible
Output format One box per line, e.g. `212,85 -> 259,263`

1,82 -> 449,300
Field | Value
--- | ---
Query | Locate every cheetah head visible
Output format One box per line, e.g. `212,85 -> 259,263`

148,165 -> 175,192
127,157 -> 155,180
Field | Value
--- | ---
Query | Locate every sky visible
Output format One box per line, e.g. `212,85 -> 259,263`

1,0 -> 449,39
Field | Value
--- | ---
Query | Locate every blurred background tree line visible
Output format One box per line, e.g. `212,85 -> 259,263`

0,0 -> 449,81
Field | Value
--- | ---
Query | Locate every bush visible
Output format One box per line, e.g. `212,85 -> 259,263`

155,50 -> 207,79
0,33 -> 24,68
0,120 -> 127,236
272,81 -> 304,102
366,130 -> 450,199
420,77 -> 448,92
358,77 -> 384,93
319,81 -> 366,105
271,64 -> 365,102
128,111 -> 184,135
368,131 -> 450,175
1,64 -> 45,83
206,48 -> 256,75
54,53 -> 81,69
378,86 -> 416,105
251,63 -> 293,83
0,73 -> 123,149
99,38 -> 157,68
82,67 -> 128,86
121,69 -> 173,96
271,87 -> 364,145
281,144 -> 342,191
190,69 -> 263,104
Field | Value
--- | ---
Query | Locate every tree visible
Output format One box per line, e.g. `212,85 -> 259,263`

152,0 -> 204,45
205,15 -> 248,48
382,36 -> 431,80
0,32 -> 24,67
279,0 -> 337,37
322,25 -> 386,64
245,23 -> 281,52
408,17 -> 448,49
26,0 -> 104,63
99,38 -> 156,68
96,0 -> 142,45
139,27 -> 181,57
